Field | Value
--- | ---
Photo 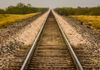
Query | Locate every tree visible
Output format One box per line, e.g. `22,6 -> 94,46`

0,9 -> 5,14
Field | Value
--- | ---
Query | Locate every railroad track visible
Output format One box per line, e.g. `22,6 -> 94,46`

20,11 -> 83,70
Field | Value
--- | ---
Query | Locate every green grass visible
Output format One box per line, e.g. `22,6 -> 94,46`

0,13 -> 39,28
72,15 -> 100,29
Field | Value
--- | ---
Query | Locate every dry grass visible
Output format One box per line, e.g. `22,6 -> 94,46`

0,13 -> 39,27
72,15 -> 100,29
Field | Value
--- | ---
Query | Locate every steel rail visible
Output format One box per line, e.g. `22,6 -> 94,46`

52,10 -> 83,70
20,10 -> 50,70
20,10 -> 83,70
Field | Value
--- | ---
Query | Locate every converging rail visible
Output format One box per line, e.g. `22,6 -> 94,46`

20,11 -> 83,70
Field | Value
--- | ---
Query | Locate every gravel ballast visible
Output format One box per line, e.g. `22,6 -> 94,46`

53,11 -> 100,69
0,11 -> 50,70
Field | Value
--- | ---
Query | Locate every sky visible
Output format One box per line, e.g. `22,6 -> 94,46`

0,0 -> 100,8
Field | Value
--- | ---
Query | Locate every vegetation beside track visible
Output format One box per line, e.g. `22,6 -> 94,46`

0,13 -> 39,27
55,7 -> 100,29
0,3 -> 48,14
55,7 -> 100,16
0,3 -> 48,28
72,16 -> 100,29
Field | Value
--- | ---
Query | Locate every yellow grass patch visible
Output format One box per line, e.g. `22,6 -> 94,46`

0,13 -> 39,27
72,15 -> 100,29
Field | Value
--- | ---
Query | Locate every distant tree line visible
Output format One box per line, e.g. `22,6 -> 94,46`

54,7 -> 100,15
0,3 -> 48,14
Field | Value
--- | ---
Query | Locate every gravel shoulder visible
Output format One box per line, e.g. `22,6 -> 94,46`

53,11 -> 100,69
0,11 -> 49,69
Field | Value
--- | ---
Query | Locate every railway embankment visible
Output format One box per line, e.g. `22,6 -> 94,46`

0,11 -> 49,69
53,11 -> 100,69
